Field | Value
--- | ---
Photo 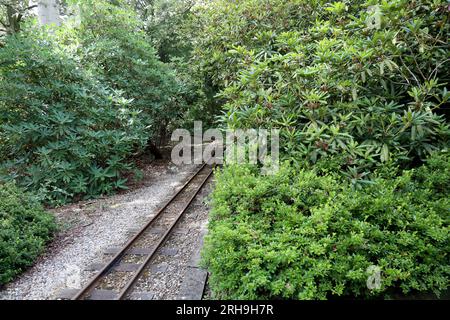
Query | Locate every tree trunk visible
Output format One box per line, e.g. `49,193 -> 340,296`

6,5 -> 20,34
146,141 -> 164,159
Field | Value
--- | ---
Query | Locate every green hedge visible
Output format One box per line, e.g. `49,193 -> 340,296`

0,183 -> 56,285
202,152 -> 450,299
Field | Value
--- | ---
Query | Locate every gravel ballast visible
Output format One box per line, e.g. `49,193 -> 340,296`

0,161 -> 199,300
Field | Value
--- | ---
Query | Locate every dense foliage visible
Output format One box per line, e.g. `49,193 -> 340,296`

203,152 -> 450,299
0,33 -> 149,204
140,0 -> 219,128
0,183 -> 56,285
0,0 -> 448,299
0,1 -> 181,204
193,0 -> 450,180
196,0 -> 449,299
63,0 -> 183,140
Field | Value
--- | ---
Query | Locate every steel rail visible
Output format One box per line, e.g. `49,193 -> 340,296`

72,163 -> 208,300
116,166 -> 214,300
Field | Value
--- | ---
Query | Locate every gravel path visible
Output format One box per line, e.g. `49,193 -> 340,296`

0,161 -> 198,300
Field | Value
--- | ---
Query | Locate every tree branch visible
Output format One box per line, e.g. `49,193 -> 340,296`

0,19 -> 8,29
24,4 -> 37,12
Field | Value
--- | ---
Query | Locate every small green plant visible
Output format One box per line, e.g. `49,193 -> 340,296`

0,183 -> 57,285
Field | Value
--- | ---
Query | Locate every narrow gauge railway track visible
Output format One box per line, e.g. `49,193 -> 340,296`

72,163 -> 214,300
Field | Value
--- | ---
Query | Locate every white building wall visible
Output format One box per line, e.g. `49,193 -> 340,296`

37,0 -> 61,26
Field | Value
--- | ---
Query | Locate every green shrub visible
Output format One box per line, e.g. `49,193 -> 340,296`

202,152 -> 450,299
0,33 -> 148,205
194,0 -> 450,180
0,183 -> 56,285
0,1 -> 184,205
